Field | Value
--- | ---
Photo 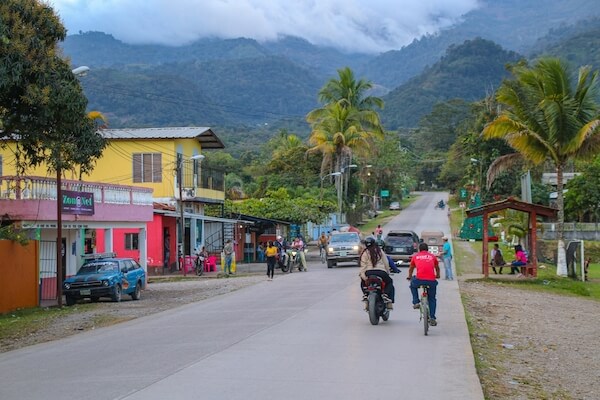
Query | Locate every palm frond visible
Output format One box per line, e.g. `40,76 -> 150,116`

486,153 -> 523,189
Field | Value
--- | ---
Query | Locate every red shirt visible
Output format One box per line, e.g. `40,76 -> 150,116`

410,250 -> 439,280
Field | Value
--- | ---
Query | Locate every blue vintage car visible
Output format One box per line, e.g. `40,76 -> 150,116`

63,253 -> 146,306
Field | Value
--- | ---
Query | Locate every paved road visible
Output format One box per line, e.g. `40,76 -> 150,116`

0,192 -> 483,400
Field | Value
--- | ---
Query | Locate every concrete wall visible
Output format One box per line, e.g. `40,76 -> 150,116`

0,241 -> 39,313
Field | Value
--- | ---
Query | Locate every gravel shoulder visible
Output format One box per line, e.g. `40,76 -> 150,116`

0,273 -> 266,353
457,239 -> 600,400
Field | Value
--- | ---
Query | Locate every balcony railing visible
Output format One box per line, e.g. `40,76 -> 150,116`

0,175 -> 153,205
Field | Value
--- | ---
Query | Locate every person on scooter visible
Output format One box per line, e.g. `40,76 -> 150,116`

290,236 -> 307,271
359,237 -> 395,309
274,235 -> 288,266
407,242 -> 440,326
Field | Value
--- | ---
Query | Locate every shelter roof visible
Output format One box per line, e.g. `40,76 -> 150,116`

466,197 -> 557,218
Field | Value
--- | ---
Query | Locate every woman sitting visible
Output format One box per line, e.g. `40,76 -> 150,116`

510,244 -> 527,275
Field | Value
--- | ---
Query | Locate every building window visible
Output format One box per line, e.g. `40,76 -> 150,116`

124,233 -> 139,250
133,153 -> 162,183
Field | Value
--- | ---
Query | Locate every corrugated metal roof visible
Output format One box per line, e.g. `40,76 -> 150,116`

101,127 -> 225,149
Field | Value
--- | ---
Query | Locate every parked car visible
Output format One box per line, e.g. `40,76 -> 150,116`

420,231 -> 445,257
63,253 -> 146,306
326,231 -> 362,268
389,201 -> 401,210
383,230 -> 419,265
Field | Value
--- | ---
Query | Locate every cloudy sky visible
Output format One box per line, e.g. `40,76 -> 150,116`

49,0 -> 480,53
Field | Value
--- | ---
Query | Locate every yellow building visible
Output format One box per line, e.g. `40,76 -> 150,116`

0,126 -> 238,282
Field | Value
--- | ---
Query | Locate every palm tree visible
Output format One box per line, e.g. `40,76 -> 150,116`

483,57 -> 600,277
307,101 -> 377,211
318,67 -> 384,111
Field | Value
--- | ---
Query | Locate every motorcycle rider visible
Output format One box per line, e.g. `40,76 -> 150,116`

407,242 -> 440,326
274,235 -> 288,267
290,236 -> 307,271
359,237 -> 395,309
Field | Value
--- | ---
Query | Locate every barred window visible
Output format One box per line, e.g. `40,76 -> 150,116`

133,153 -> 162,183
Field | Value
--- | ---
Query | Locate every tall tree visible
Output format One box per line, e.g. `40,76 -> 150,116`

318,67 -> 384,112
483,57 -> 600,277
1,0 -> 106,177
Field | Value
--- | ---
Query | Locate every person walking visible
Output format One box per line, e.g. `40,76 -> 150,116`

223,239 -> 234,275
265,241 -> 278,280
441,236 -> 453,280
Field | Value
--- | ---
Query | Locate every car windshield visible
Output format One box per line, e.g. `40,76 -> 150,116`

330,233 -> 359,243
425,237 -> 442,245
78,261 -> 119,274
386,236 -> 414,246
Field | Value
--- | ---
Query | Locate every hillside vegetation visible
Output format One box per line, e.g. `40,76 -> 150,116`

59,3 -> 600,140
380,38 -> 522,129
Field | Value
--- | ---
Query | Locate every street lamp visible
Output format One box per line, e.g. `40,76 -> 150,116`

470,158 -> 483,192
177,154 -> 205,276
336,164 -> 358,223
319,172 -> 342,201
56,66 -> 90,307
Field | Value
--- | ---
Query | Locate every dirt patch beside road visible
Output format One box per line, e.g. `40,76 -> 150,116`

457,240 -> 599,400
0,274 -> 266,353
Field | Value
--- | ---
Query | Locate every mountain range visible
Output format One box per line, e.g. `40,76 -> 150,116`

60,0 -> 600,151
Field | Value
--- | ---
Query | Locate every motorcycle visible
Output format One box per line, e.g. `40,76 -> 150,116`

364,274 -> 391,325
287,249 -> 305,273
276,250 -> 289,273
194,253 -> 205,276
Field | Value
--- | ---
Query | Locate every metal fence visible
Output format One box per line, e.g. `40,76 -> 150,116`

39,240 -> 57,302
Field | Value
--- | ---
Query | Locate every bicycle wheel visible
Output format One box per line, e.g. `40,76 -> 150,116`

421,299 -> 429,336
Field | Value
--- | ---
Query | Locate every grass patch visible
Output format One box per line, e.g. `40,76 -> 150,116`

493,267 -> 600,300
0,305 -> 88,342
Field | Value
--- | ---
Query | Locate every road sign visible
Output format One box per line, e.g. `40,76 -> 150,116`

380,189 -> 389,197
459,202 -> 466,208
460,188 -> 468,199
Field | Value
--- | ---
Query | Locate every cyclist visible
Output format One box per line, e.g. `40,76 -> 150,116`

406,242 -> 440,325
359,237 -> 395,309
318,232 -> 328,259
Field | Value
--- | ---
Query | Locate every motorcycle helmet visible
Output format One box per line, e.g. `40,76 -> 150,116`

364,237 -> 376,248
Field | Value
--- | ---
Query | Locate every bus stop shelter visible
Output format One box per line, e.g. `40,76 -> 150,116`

465,197 -> 558,278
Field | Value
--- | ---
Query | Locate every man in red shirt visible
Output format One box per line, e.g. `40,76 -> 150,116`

407,242 -> 441,325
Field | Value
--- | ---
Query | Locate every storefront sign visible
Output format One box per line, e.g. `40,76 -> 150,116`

62,190 -> 95,215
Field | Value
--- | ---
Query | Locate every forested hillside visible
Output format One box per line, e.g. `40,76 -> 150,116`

529,17 -> 600,70
359,0 -> 599,90
59,1 -> 600,140
81,56 -> 322,128
380,38 -> 522,129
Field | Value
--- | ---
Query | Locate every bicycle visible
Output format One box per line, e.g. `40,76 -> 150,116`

418,284 -> 432,336
319,245 -> 326,263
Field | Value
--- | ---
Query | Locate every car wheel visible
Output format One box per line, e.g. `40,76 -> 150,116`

111,284 -> 122,302
65,295 -> 76,306
131,282 -> 141,300
327,260 -> 334,269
